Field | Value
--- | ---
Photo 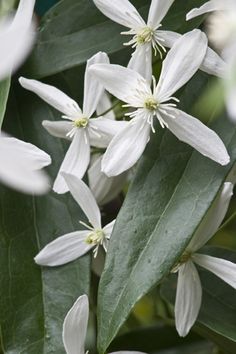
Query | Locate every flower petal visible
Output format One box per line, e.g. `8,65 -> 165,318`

102,117 -> 150,177
186,1 -> 224,21
42,120 -> 72,140
62,173 -> 101,229
157,30 -> 181,47
96,93 -> 115,120
163,109 -> 230,166
128,43 -> 152,84
156,30 -> 208,101
83,52 -> 109,118
226,84 -> 236,121
53,130 -> 90,194
93,0 -> 145,29
193,254 -> 236,289
0,0 -> 35,80
188,182 -> 233,252
175,261 -> 202,337
34,231 -> 92,266
19,77 -> 81,118
103,219 -> 116,237
89,63 -> 151,106
63,294 -> 89,354
89,117 -> 128,148
148,0 -> 175,28
0,136 -> 51,194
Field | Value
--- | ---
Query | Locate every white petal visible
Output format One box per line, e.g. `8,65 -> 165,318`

103,219 -> 116,237
63,294 -> 89,354
93,0 -> 145,29
62,173 -> 101,229
96,93 -> 115,120
193,254 -> 236,289
53,130 -> 90,194
88,154 -> 127,205
0,0 -> 35,80
19,77 -> 81,118
148,0 -> 174,28
158,30 -> 226,78
89,63 -> 151,106
163,109 -> 230,166
128,43 -> 152,84
0,136 -> 51,194
83,52 -> 109,118
186,1 -> 224,21
156,30 -> 208,102
188,182 -> 233,252
34,231 -> 92,266
89,117 -> 128,148
102,117 -> 150,177
175,261 -> 202,337
42,120 -> 72,140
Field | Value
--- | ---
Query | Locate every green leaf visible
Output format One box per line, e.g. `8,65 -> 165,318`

96,71 -> 236,353
24,0 -> 205,78
161,247 -> 236,353
0,78 -> 10,129
0,80 -> 90,353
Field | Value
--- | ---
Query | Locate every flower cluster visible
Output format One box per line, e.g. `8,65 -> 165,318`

1,0 -> 236,351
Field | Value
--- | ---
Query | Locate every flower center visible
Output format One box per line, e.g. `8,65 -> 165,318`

85,229 -> 105,246
171,251 -> 192,273
136,27 -> 154,45
144,97 -> 159,111
73,117 -> 89,128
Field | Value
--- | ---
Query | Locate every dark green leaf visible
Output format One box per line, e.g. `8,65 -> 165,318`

96,71 -> 236,353
161,247 -> 236,353
25,0 -> 205,78
0,78 -> 10,129
0,80 -> 91,353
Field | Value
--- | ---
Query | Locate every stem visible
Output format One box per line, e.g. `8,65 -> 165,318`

95,100 -> 120,118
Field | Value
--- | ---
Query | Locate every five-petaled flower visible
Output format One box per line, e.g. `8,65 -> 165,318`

90,30 -> 230,177
34,173 -> 115,266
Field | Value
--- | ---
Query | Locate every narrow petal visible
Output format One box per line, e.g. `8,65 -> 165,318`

96,93 -> 115,120
19,77 -> 81,118
34,231 -> 92,266
163,109 -> 230,166
188,182 -> 233,252
128,43 -> 152,84
0,0 -> 35,80
63,294 -> 89,354
53,130 -> 90,194
193,254 -> 236,289
0,137 -> 51,194
175,261 -> 202,337
103,219 -> 116,237
62,173 -> 101,229
226,85 -> 236,121
156,30 -> 208,102
83,52 -> 109,118
148,0 -> 175,28
186,1 -> 224,21
102,117 -> 150,177
157,30 -> 181,48
42,120 -> 72,140
93,0 -> 145,29
89,117 -> 128,148
89,63 -> 151,106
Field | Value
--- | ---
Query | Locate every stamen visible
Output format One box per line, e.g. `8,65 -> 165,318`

171,252 -> 192,273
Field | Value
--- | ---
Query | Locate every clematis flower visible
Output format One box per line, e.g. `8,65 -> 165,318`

34,173 -> 115,266
0,0 -> 36,80
90,30 -> 230,177
0,134 -> 51,194
93,0 -> 226,81
19,52 -> 126,194
172,182 -> 236,337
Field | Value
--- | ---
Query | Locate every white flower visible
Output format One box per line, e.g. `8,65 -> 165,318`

0,0 -> 36,80
172,182 -> 236,337
19,52 -> 127,194
93,0 -> 226,81
34,173 -> 115,266
63,294 -> 146,354
0,134 -> 51,194
90,30 -> 230,177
